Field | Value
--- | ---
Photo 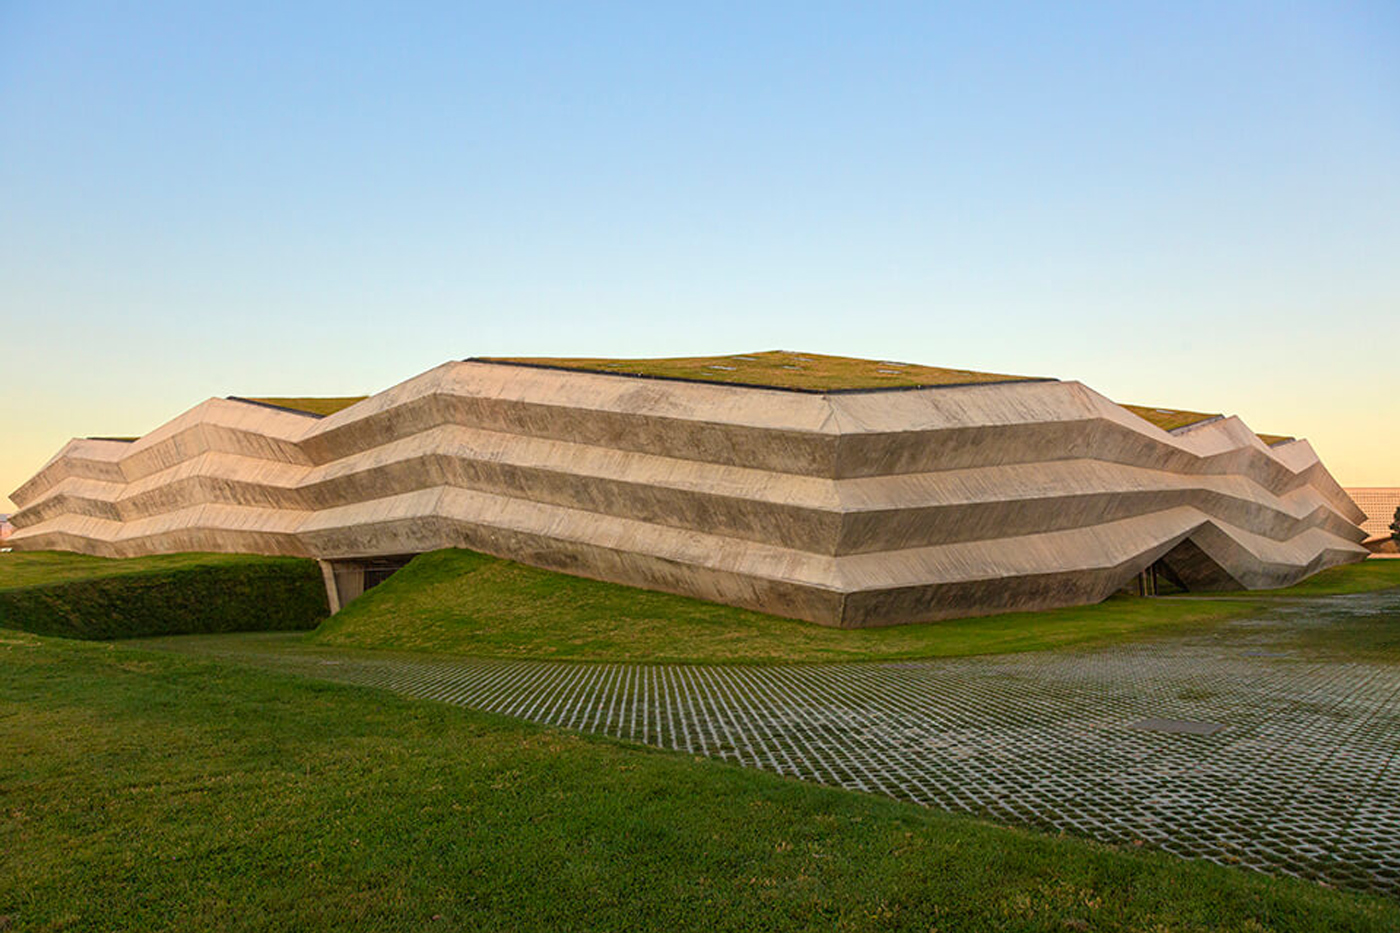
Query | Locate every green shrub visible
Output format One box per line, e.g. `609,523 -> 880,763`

0,555 -> 327,640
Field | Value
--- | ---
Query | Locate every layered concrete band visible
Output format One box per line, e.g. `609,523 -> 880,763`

7,351 -> 1370,627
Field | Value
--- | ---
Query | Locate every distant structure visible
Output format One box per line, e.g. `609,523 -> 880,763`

7,352 -> 1369,626
0,514 -> 12,547
1344,488 -> 1400,555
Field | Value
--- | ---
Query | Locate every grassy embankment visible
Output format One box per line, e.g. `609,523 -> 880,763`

311,548 -> 1400,664
0,550 -> 326,640
6,547 -> 1394,663
1207,559 -> 1400,597
2,628 -> 1395,932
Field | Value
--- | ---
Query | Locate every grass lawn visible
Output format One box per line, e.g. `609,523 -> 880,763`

0,550 -> 326,640
1204,559 -> 1400,598
0,550 -> 293,591
1,629 -> 1394,933
311,548 -> 1343,665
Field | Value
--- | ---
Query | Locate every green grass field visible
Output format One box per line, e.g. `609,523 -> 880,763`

0,550 -> 326,640
2,628 -> 1394,932
0,550 -> 295,591
8,548 -> 1395,663
1205,559 -> 1400,598
310,549 -> 1400,664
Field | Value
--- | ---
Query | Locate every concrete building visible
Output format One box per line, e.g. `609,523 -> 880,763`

1344,488 -> 1400,555
6,352 -> 1369,626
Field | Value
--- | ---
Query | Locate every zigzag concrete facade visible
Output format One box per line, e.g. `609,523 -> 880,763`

7,358 -> 1370,626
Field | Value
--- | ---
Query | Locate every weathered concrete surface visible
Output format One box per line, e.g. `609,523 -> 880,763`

8,360 -> 1369,625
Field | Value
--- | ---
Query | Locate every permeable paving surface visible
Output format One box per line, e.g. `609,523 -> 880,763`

136,591 -> 1400,898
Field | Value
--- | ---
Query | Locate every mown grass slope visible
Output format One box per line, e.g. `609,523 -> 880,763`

1211,559 -> 1400,597
310,548 -> 1324,664
0,550 -> 326,640
2,629 -> 1395,932
0,551 -> 283,591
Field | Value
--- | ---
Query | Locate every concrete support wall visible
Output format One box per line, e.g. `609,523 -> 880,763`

7,361 -> 1370,627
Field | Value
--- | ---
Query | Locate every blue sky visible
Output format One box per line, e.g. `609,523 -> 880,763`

2,1 -> 1397,506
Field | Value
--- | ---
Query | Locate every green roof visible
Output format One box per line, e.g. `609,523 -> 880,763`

1120,404 -> 1291,445
480,350 -> 1043,392
238,397 -> 368,417
231,357 -> 1294,444
1119,404 -> 1220,433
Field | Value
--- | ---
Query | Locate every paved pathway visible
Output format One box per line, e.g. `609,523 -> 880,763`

138,591 -> 1400,898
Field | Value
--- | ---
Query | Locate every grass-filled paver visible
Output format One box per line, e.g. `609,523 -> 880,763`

142,587 -> 1400,900
3,629 -> 1397,932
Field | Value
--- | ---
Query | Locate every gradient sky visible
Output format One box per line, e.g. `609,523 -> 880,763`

2,1 -> 1397,510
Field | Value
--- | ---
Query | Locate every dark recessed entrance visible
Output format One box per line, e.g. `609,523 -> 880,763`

1128,537 -> 1243,596
322,554 -> 418,612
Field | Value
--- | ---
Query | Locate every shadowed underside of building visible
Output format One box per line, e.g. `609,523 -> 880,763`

7,352 -> 1369,627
